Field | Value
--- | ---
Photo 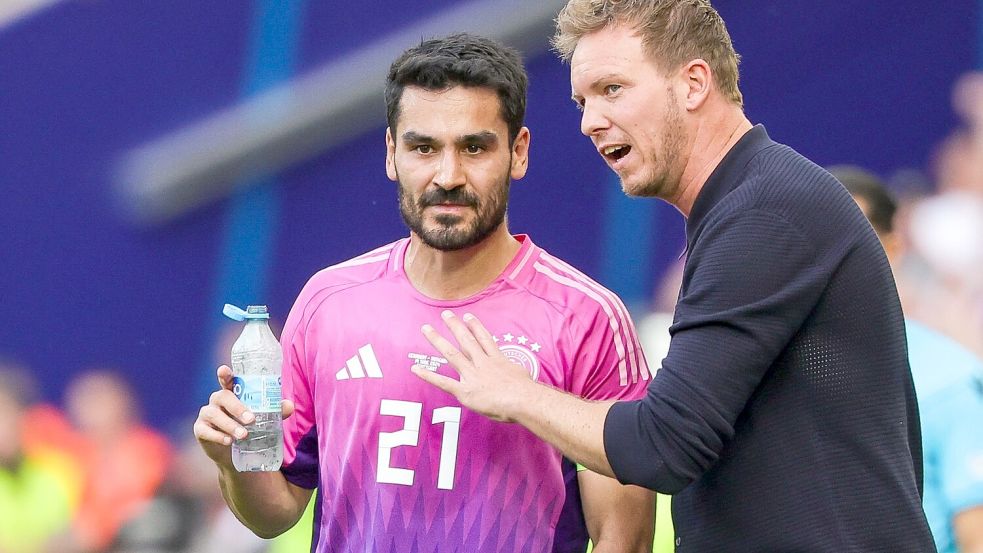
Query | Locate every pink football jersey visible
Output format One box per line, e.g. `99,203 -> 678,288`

279,235 -> 649,552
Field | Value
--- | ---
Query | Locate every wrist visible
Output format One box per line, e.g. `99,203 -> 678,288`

505,378 -> 548,424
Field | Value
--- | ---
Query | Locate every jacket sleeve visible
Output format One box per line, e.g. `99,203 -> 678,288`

604,210 -> 829,492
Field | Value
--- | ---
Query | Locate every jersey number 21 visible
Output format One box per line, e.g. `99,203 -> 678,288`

377,399 -> 461,490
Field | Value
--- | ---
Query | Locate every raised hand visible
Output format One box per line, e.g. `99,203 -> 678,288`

413,310 -> 537,422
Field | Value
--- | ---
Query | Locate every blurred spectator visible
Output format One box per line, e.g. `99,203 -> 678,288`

637,258 -> 685,379
635,260 -> 685,553
67,371 -> 172,552
28,370 -> 172,552
945,72 -> 983,196
905,188 -> 983,357
898,72 -> 983,358
109,318 -> 313,553
110,427 -> 268,553
128,321 -> 302,553
834,165 -> 983,553
0,360 -> 78,553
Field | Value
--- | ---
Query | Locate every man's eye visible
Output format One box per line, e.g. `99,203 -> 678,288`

465,144 -> 483,154
414,145 -> 433,154
604,84 -> 622,95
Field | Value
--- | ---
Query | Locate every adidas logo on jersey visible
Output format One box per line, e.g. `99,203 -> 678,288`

336,344 -> 383,380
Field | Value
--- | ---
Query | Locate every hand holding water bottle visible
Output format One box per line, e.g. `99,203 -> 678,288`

194,304 -> 295,472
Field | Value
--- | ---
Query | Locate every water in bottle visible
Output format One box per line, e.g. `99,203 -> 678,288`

223,303 -> 283,471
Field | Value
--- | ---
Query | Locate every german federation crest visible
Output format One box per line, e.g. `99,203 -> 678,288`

493,331 -> 542,381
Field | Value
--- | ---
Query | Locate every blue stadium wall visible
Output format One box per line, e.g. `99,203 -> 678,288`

0,1 -> 977,430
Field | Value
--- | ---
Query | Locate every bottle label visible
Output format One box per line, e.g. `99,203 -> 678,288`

232,375 -> 282,413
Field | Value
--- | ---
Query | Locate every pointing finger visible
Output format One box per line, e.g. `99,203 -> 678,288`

422,323 -> 472,374
210,389 -> 254,425
193,418 -> 234,446
200,402 -> 249,440
411,364 -> 463,398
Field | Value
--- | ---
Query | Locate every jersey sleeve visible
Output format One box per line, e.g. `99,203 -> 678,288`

604,210 -> 828,492
279,282 -> 320,489
563,292 -> 649,402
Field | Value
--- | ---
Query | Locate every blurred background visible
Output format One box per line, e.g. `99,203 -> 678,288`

1,1 -> 981,552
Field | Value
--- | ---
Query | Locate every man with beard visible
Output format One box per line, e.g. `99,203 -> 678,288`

193,34 -> 655,553
413,2 -> 935,552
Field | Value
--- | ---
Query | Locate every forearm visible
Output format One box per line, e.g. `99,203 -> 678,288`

589,495 -> 656,553
217,466 -> 310,538
511,371 -> 726,493
592,536 -> 652,553
511,381 -> 617,478
416,308 -> 724,491
580,469 -> 655,553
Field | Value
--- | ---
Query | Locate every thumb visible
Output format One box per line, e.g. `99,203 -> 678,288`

216,365 -> 235,390
282,399 -> 295,419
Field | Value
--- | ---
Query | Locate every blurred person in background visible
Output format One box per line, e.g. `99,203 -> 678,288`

944,72 -> 983,197
634,258 -> 686,553
901,72 -> 983,358
26,370 -> 173,553
0,360 -> 78,553
835,165 -> 983,553
113,325 -> 292,553
110,427 -> 268,553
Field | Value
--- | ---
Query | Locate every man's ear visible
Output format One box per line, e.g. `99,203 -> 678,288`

386,127 -> 397,182
510,127 -> 531,180
680,59 -> 712,111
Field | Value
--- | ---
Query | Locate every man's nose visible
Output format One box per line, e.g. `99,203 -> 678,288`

580,101 -> 611,137
433,151 -> 466,189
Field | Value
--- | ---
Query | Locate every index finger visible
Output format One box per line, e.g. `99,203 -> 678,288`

421,324 -> 471,374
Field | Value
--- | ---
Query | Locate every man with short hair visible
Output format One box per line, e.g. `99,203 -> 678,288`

415,2 -> 936,551
0,364 -> 77,553
836,165 -> 983,553
194,33 -> 655,552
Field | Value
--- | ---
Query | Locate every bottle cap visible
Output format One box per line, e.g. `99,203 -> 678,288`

223,304 -> 270,321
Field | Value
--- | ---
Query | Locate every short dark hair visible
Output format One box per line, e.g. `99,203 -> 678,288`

385,33 -> 528,144
0,360 -> 39,410
829,165 -> 897,234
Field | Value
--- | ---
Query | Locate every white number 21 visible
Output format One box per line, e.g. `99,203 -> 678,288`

377,400 -> 461,490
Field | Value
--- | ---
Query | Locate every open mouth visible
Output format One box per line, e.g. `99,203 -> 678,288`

602,144 -> 631,163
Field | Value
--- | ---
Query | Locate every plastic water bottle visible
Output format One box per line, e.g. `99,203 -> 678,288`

223,304 -> 283,472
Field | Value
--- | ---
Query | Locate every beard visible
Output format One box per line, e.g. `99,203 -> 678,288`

624,88 -> 687,199
397,172 -> 510,251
